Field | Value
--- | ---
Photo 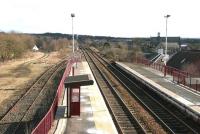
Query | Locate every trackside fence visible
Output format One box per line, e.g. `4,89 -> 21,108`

136,57 -> 200,92
31,59 -> 75,134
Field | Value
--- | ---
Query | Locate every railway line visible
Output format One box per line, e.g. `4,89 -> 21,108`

0,59 -> 67,134
83,49 -> 147,134
83,48 -> 199,134
23,52 -> 49,65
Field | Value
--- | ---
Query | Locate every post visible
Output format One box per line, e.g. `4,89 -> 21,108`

67,87 -> 71,118
178,72 -> 180,84
165,16 -> 168,56
72,66 -> 75,76
196,80 -> 198,91
164,14 -> 170,77
71,13 -> 75,54
67,87 -> 69,118
164,14 -> 170,56
164,65 -> 166,77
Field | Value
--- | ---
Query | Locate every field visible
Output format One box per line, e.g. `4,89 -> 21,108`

0,51 -> 66,108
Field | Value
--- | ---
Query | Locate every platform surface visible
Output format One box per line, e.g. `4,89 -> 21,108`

52,61 -> 117,134
117,62 -> 200,115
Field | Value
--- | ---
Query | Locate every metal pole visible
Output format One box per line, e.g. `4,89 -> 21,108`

164,14 -> 170,57
72,16 -> 74,53
165,17 -> 168,56
164,15 -> 170,77
71,13 -> 75,54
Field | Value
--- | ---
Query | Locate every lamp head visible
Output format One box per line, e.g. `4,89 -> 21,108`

164,14 -> 171,18
71,13 -> 75,17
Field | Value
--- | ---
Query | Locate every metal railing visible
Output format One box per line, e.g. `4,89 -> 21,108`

31,59 -> 74,134
136,57 -> 200,92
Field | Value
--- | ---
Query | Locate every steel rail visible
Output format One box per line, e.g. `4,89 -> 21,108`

83,49 -> 148,134
0,60 -> 67,133
91,48 -> 198,134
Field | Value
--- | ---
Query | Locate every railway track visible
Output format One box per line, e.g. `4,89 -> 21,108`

83,49 -> 147,134
83,48 -> 199,134
0,60 -> 67,134
23,52 -> 49,65
112,64 -> 200,133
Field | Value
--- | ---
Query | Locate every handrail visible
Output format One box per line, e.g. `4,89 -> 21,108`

31,59 -> 74,134
135,57 -> 200,92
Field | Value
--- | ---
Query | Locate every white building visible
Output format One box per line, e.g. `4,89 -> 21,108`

32,45 -> 39,51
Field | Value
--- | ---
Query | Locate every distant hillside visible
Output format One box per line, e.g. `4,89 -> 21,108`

32,32 -> 200,48
32,32 -> 132,42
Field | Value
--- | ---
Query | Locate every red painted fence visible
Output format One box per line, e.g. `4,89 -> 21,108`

136,57 -> 200,91
31,59 -> 74,134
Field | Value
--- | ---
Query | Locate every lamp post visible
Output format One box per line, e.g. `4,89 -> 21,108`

163,14 -> 170,77
71,13 -> 75,53
164,14 -> 170,59
71,13 -> 76,72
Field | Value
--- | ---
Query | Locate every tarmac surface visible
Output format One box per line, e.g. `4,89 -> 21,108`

117,62 -> 200,115
122,63 -> 200,104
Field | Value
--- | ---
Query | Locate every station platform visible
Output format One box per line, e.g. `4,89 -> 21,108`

116,62 -> 200,120
50,61 -> 118,134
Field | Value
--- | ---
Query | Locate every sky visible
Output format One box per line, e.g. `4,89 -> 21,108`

0,0 -> 200,38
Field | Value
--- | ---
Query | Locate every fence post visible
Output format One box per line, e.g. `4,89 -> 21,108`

196,80 -> 198,91
178,72 -> 180,84
164,65 -> 166,77
183,75 -> 186,85
170,68 -> 172,75
72,66 -> 75,76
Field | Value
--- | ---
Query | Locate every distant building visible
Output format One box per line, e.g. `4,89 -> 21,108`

180,44 -> 191,50
150,35 -> 180,54
32,45 -> 39,51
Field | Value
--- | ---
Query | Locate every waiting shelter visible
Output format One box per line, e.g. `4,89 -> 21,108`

64,74 -> 94,118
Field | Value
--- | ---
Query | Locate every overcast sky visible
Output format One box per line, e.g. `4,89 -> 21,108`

0,0 -> 200,38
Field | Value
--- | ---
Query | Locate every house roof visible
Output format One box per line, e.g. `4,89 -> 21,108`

150,37 -> 181,46
160,42 -> 179,48
32,45 -> 39,51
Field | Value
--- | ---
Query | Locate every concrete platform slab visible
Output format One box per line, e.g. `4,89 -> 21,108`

51,61 -> 117,134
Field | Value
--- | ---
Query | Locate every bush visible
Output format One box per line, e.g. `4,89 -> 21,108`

99,43 -> 143,62
0,33 -> 35,61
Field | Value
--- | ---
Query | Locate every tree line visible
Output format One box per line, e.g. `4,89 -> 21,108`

0,33 -> 35,61
0,32 -> 72,62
